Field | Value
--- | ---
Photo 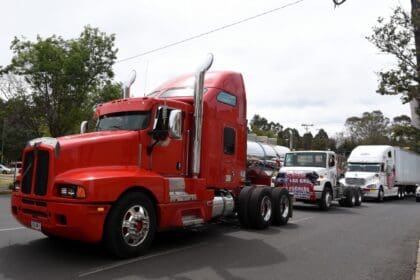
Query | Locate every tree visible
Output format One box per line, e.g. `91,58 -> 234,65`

344,110 -> 390,145
249,114 -> 283,139
302,132 -> 313,150
1,26 -> 118,137
0,75 -> 42,161
368,7 -> 418,104
313,129 -> 330,150
390,114 -> 420,152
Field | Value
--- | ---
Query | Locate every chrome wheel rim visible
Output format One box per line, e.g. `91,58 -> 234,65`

379,190 -> 384,200
280,196 -> 290,218
358,193 -> 362,204
121,205 -> 150,247
260,196 -> 272,222
351,195 -> 356,205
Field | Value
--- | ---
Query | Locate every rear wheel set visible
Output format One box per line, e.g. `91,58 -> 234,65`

237,186 -> 291,229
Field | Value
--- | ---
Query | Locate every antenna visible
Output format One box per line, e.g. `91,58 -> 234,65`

301,123 -> 314,133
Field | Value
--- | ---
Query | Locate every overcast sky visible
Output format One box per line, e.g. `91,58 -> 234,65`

0,0 -> 412,136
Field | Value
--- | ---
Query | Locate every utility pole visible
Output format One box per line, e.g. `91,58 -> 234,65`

301,123 -> 314,134
289,130 -> 294,150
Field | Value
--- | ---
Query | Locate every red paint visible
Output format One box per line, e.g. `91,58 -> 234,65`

11,71 -> 256,242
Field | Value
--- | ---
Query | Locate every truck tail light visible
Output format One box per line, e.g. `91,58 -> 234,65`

58,185 -> 86,199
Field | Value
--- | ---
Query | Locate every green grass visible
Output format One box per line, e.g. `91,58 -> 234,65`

0,177 -> 13,186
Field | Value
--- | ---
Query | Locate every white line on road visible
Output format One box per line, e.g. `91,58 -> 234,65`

0,226 -> 24,232
292,217 -> 314,224
78,242 -> 208,278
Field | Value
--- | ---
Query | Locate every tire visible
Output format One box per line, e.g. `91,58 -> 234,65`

319,188 -> 332,211
271,188 -> 291,226
354,189 -> 362,206
248,187 -> 273,229
237,186 -> 255,228
377,187 -> 384,202
342,188 -> 355,207
103,192 -> 156,258
416,197 -> 420,202
1,171 -> 6,174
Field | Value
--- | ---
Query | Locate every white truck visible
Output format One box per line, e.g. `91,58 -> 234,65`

342,145 -> 420,201
274,150 -> 362,210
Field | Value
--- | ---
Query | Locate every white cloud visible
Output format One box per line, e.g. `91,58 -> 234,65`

0,0 -> 412,136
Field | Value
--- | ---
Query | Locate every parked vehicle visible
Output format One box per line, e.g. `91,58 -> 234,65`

246,140 -> 280,186
342,145 -> 420,201
0,164 -> 12,174
11,55 -> 293,258
275,150 -> 362,210
272,145 -> 290,166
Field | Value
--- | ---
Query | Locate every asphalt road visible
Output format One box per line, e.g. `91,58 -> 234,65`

0,195 -> 419,280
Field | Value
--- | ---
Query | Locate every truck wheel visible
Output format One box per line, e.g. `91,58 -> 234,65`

354,189 -> 362,206
237,186 -> 254,228
319,188 -> 332,211
248,187 -> 273,229
271,188 -> 291,226
377,188 -> 384,202
341,188 -> 355,207
104,192 -> 156,258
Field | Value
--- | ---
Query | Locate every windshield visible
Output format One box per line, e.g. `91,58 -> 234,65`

284,152 -> 327,168
96,111 -> 150,131
347,163 -> 381,172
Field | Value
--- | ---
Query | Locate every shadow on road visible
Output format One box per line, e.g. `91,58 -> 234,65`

0,222 -> 288,279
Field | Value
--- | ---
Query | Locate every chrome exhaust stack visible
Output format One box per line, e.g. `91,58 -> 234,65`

192,53 -> 213,178
122,70 -> 137,98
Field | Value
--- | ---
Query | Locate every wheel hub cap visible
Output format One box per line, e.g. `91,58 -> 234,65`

261,196 -> 272,222
121,205 -> 150,247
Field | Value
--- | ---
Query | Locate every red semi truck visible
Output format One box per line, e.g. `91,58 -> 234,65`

11,54 -> 292,258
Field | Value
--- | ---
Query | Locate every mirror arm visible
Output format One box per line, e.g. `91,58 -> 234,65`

147,140 -> 159,155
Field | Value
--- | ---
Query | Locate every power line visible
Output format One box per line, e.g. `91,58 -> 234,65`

116,0 -> 306,64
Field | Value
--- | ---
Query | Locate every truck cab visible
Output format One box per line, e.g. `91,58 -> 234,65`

275,150 -> 360,210
11,55 -> 292,258
342,145 -> 398,201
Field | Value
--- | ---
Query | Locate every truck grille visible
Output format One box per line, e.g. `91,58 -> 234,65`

21,149 -> 50,196
34,150 -> 49,195
21,151 -> 35,194
345,178 -> 365,186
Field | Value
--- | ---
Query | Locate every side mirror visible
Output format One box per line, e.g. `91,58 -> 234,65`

168,109 -> 182,139
80,121 -> 88,134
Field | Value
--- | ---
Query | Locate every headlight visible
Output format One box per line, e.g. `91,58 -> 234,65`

57,185 -> 86,199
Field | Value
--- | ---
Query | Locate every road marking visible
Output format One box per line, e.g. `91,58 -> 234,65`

0,226 -> 24,232
416,240 -> 420,280
292,217 -> 314,224
78,242 -> 208,278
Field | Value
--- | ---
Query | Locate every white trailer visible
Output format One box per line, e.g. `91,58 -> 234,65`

394,147 -> 420,194
342,145 -> 420,201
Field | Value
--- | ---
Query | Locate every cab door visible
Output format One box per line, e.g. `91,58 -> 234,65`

150,106 -> 185,176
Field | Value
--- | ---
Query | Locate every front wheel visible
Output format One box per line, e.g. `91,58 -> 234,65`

354,189 -> 362,206
377,188 -> 384,202
319,188 -> 332,211
104,192 -> 156,258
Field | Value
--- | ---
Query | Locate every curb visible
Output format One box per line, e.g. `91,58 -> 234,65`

0,190 -> 11,195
